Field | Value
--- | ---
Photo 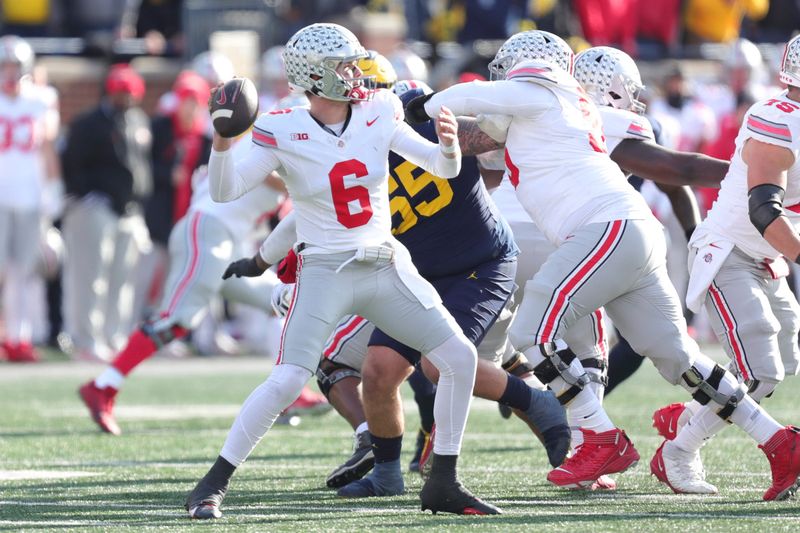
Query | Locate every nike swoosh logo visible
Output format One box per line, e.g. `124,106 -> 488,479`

619,442 -> 629,456
668,419 -> 676,433
708,243 -> 722,249
367,116 -> 379,127
216,89 -> 227,105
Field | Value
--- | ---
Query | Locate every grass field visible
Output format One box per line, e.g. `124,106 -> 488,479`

1,346 -> 799,532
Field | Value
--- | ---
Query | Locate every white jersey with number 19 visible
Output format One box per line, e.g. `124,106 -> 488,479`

426,61 -> 653,245
207,89 -> 460,252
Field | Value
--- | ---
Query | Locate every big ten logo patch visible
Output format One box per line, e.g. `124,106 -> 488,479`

291,133 -> 309,141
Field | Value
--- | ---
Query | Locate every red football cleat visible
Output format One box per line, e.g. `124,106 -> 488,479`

79,381 -> 121,435
283,386 -> 331,417
652,402 -> 686,440
547,428 -> 639,489
6,341 -> 40,363
761,425 -> 800,501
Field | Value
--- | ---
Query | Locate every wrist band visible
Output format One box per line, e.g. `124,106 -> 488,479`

440,142 -> 459,154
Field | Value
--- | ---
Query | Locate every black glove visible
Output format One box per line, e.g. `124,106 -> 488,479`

222,256 -> 266,279
404,93 -> 435,124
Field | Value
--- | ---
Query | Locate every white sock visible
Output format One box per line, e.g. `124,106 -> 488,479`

676,356 -> 782,452
220,363 -> 311,466
569,368 -> 607,448
567,387 -> 615,445
355,421 -> 369,435
95,367 -> 124,390
424,332 -> 477,456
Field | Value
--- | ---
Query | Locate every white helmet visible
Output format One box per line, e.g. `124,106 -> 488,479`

725,38 -> 762,70
0,35 -> 34,77
392,79 -> 433,99
780,34 -> 800,88
283,23 -> 371,102
574,46 -> 645,114
489,30 -> 573,80
191,51 -> 234,85
388,49 -> 429,83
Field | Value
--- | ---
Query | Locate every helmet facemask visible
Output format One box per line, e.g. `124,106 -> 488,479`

284,24 -> 374,102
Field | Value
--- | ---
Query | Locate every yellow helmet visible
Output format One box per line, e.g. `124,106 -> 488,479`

358,50 -> 397,89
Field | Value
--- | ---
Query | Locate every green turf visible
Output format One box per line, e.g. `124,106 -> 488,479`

1,348 -> 799,532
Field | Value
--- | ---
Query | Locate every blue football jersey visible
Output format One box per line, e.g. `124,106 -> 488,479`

388,121 -> 518,278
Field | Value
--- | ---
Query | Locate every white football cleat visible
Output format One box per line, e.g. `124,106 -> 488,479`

651,440 -> 718,494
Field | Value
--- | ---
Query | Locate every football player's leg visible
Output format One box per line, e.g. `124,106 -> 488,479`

61,201 -> 112,357
406,367 -> 436,472
508,221 -> 649,487
188,253 -> 351,519
102,213 -> 145,350
3,208 -> 41,361
82,214 -> 231,434
607,256 -> 791,498
364,263 -> 498,514
318,316 -> 375,488
337,342 -> 413,498
604,333 -> 645,396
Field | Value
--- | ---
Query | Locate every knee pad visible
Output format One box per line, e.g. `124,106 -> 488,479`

316,359 -> 361,398
501,352 -> 536,378
579,354 -> 608,387
531,343 -> 591,405
141,320 -> 189,349
681,364 -> 747,421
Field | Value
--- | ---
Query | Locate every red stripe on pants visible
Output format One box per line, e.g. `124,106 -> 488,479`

540,221 -> 623,343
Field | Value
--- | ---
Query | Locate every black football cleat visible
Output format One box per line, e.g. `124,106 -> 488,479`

185,477 -> 229,519
326,431 -> 375,488
522,389 -> 571,467
420,477 -> 501,515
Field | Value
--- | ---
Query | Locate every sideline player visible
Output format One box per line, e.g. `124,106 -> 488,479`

0,35 -> 60,363
186,23 -> 498,518
650,34 -> 800,499
78,136 -> 285,435
405,30 -> 800,498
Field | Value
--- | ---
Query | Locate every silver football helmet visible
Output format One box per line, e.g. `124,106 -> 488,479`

488,30 -> 573,80
190,51 -> 234,86
0,35 -> 34,77
574,46 -> 646,114
780,34 -> 800,89
283,23 -> 371,102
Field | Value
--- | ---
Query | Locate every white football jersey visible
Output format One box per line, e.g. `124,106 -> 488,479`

190,132 -> 283,239
0,82 -> 53,210
703,90 -> 800,261
208,89 -> 459,252
429,62 -> 652,245
491,103 -> 655,227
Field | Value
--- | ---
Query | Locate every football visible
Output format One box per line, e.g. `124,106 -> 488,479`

209,77 -> 259,138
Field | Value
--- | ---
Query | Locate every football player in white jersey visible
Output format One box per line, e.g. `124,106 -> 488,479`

469,44 -> 730,491
77,134 -> 284,436
185,23 -> 499,518
405,30 -> 800,499
0,35 -> 60,363
649,34 -> 800,499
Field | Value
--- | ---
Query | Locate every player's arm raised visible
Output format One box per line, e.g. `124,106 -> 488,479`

390,106 -> 461,178
744,139 -> 800,262
611,139 -> 729,188
207,85 -> 281,202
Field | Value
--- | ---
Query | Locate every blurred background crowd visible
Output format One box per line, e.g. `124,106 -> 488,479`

0,0 -> 799,363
